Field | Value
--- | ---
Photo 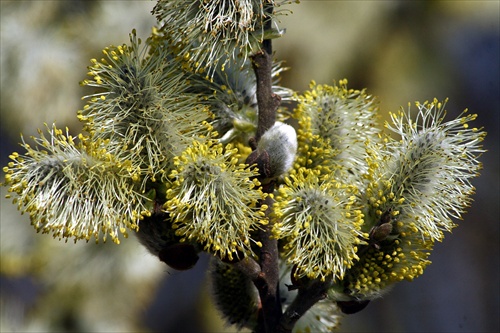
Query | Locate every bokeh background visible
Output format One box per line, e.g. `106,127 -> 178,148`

1,1 -> 498,332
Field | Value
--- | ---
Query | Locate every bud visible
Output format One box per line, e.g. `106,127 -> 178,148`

158,243 -> 199,271
248,121 -> 297,179
336,300 -> 371,315
135,209 -> 199,271
209,259 -> 259,329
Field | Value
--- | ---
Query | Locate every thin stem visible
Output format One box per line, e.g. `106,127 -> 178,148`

252,51 -> 281,143
249,55 -> 281,333
244,3 -> 283,332
251,2 -> 281,144
253,194 -> 281,333
278,280 -> 332,332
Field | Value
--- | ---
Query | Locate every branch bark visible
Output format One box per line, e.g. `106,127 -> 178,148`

244,7 -> 283,333
253,194 -> 281,333
247,47 -> 283,331
251,50 -> 281,144
278,280 -> 332,332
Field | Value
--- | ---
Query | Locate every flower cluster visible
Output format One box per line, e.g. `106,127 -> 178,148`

210,258 -> 260,329
79,30 -> 212,184
331,100 -> 485,301
275,86 -> 485,307
3,25 -> 286,249
292,80 -> 380,182
273,169 -> 365,281
1,1 -> 487,332
384,100 -> 483,241
273,80 -> 379,283
165,140 -> 267,261
3,125 -> 150,244
153,0 -> 289,75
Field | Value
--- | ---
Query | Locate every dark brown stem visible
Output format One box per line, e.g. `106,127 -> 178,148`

253,195 -> 281,333
232,256 -> 262,281
251,51 -> 281,143
231,196 -> 282,333
278,279 -> 332,332
243,3 -> 284,332
251,1 -> 281,144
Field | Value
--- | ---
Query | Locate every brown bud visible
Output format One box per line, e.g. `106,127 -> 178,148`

336,300 -> 370,314
369,222 -> 393,243
158,243 -> 199,270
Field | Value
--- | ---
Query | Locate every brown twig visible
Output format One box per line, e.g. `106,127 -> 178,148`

246,48 -> 283,329
253,194 -> 281,333
278,279 -> 332,332
242,3 -> 284,331
252,50 -> 281,144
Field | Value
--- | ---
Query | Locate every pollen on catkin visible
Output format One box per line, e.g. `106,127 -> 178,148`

333,98 -> 486,301
292,80 -> 380,181
3,124 -> 150,244
183,54 -> 292,144
164,140 -> 268,261
79,29 -> 212,185
383,99 -> 485,242
273,169 -> 365,281
338,234 -> 433,301
152,0 -> 291,77
337,182 -> 433,299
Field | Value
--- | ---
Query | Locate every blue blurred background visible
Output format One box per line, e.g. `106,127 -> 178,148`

1,1 -> 498,332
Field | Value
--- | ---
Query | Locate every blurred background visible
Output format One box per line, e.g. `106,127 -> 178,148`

1,1 -> 498,332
